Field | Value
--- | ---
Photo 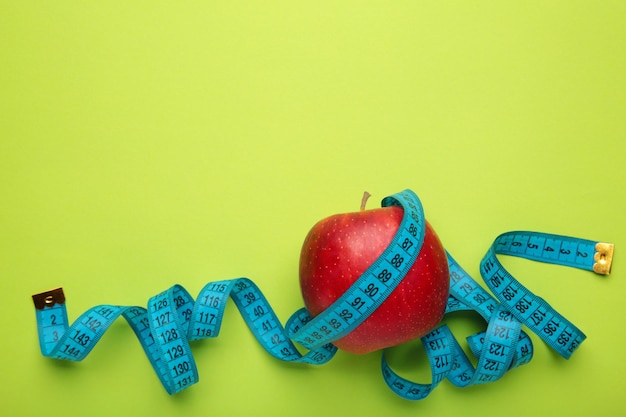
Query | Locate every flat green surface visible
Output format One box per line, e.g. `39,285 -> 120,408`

1,2 -> 624,416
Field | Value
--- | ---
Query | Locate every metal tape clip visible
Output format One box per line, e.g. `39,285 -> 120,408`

32,287 -> 65,310
593,243 -> 614,275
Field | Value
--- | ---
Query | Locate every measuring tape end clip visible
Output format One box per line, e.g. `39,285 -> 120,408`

32,287 -> 65,310
593,242 -> 614,275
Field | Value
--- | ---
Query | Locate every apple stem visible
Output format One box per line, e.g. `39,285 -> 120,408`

360,191 -> 371,211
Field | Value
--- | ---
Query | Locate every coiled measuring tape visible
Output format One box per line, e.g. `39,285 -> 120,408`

32,189 -> 614,400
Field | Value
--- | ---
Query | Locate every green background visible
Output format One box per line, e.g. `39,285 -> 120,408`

1,2 -> 624,416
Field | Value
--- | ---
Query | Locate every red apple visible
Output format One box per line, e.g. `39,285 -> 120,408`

298,195 -> 450,354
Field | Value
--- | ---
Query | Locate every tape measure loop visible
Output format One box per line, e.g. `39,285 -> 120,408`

381,325 -> 454,400
146,286 -> 199,394
480,232 -> 603,359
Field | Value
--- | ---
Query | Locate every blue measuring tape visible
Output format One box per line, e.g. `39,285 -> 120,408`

32,189 -> 614,399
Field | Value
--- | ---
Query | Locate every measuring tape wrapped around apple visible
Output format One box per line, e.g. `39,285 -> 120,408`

32,189 -> 614,399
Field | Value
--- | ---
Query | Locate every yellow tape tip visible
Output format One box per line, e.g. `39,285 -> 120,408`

593,243 -> 614,275
32,287 -> 65,310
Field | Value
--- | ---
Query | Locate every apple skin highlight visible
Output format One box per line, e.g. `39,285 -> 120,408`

299,205 -> 450,354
